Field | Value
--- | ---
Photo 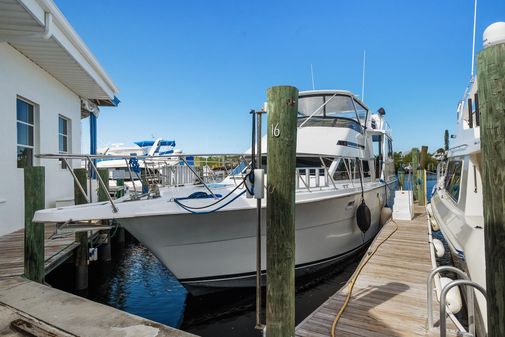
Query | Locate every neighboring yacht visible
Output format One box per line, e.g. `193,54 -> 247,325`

97,139 -> 186,192
34,90 -> 397,295
428,22 -> 505,337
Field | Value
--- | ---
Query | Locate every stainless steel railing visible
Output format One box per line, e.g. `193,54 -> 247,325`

427,265 -> 487,337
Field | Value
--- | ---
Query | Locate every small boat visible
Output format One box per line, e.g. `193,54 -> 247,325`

429,22 -> 505,337
96,139 -> 190,192
34,89 -> 397,295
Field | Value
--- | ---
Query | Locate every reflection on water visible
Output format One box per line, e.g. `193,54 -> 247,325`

47,240 -> 363,337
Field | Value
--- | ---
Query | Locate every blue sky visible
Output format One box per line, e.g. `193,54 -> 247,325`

55,0 -> 505,154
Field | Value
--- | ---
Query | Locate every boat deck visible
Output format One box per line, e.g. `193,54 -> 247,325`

0,224 -> 78,278
296,205 -> 459,337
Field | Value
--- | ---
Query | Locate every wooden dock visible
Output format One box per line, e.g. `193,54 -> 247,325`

0,224 -> 78,278
296,206 -> 459,337
0,277 -> 197,337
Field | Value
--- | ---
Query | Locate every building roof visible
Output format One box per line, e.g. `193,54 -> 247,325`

0,0 -> 119,109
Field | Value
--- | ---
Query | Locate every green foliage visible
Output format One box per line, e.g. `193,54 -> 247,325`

444,129 -> 449,151
394,149 -> 438,173
194,155 -> 241,170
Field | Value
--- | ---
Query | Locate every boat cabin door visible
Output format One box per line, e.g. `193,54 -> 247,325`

373,134 -> 383,179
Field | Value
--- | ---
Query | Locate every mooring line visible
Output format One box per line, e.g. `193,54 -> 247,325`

331,219 -> 399,337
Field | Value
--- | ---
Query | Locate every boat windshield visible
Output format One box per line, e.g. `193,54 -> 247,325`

299,94 -> 362,119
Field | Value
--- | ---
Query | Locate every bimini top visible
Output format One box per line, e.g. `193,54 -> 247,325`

134,140 -> 176,148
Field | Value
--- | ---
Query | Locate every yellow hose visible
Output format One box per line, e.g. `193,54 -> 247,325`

331,220 -> 399,337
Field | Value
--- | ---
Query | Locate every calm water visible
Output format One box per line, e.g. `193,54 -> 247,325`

47,241 -> 363,337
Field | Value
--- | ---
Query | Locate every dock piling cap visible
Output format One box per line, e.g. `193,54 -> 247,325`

483,22 -> 505,48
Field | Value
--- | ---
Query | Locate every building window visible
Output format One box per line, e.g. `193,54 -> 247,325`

58,115 -> 70,169
17,99 -> 34,168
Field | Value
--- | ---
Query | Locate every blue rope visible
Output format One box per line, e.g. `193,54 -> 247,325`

174,190 -> 246,214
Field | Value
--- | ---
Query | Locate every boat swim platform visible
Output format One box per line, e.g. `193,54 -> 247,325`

0,277 -> 197,337
0,224 -> 78,278
295,205 -> 459,337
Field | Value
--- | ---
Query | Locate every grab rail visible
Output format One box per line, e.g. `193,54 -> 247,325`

440,280 -> 486,337
427,266 -> 477,337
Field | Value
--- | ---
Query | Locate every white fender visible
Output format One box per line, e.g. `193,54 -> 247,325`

432,238 -> 445,258
440,277 -> 463,314
380,207 -> 392,226
430,218 -> 440,232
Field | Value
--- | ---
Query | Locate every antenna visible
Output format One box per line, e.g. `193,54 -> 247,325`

471,0 -> 477,78
361,50 -> 366,101
310,64 -> 315,90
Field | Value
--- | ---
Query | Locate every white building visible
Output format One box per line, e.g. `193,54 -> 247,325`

0,0 -> 119,235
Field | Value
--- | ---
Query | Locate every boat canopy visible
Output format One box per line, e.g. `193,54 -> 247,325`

134,140 -> 176,147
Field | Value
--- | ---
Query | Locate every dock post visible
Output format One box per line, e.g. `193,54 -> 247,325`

398,167 -> 405,190
411,148 -> 419,201
97,168 -> 112,263
266,86 -> 298,337
477,35 -> 505,337
73,168 -> 88,290
24,166 -> 45,283
418,146 -> 428,206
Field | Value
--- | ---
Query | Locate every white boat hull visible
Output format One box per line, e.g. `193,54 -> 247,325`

120,183 -> 391,294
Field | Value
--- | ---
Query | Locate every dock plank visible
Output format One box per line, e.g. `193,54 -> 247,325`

0,224 -> 76,278
295,206 -> 460,337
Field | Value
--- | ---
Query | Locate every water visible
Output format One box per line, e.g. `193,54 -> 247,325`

47,240 -> 363,337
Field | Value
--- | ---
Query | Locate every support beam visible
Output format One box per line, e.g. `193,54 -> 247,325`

24,166 -> 45,283
266,86 -> 298,337
477,39 -> 505,337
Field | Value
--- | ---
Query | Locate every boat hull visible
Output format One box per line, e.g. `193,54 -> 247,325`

430,191 -> 486,337
121,183 -> 391,295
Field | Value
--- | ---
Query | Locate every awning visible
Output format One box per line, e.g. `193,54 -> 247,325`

0,0 -> 120,115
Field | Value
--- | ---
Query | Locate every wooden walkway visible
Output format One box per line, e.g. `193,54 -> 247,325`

0,224 -> 78,278
296,206 -> 459,337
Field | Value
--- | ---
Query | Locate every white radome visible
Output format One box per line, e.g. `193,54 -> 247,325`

483,22 -> 505,48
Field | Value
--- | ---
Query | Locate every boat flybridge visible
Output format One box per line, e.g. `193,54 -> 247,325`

34,89 -> 397,295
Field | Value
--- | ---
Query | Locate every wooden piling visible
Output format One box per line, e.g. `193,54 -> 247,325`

398,167 -> 405,190
23,166 -> 45,283
418,146 -> 427,206
477,40 -> 505,337
266,86 -> 298,337
73,168 -> 89,290
74,231 -> 89,290
411,148 -> 419,201
73,168 -> 88,205
97,168 -> 109,202
97,168 -> 111,263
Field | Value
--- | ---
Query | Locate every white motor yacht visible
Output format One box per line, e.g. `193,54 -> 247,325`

428,23 -> 505,337
34,90 -> 397,295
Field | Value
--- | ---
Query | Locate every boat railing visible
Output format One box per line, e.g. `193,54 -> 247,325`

36,153 -> 240,211
427,265 -> 487,337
